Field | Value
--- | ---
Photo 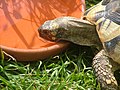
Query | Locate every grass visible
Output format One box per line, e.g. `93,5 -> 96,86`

85,0 -> 101,9
0,45 -> 101,90
0,0 -> 102,90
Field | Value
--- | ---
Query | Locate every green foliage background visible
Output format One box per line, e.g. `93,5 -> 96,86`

86,0 -> 101,9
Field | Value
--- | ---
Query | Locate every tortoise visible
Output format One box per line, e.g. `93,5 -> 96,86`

38,0 -> 120,89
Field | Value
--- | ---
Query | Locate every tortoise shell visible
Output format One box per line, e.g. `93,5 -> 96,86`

84,0 -> 120,64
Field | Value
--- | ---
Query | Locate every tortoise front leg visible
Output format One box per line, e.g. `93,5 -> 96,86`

92,49 -> 118,90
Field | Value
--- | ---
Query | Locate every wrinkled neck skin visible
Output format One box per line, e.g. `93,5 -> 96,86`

59,25 -> 102,49
54,17 -> 102,49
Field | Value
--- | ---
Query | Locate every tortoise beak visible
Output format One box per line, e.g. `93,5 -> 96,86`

38,20 -> 52,40
38,20 -> 59,41
38,27 -> 57,41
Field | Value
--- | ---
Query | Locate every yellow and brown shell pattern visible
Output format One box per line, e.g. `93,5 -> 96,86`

84,0 -> 120,64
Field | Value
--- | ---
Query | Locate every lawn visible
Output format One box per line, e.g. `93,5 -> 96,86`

0,0 -> 101,90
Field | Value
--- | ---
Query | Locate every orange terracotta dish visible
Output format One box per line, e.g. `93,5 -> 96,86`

0,0 -> 85,61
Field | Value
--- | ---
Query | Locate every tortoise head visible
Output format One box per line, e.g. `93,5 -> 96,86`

38,20 -> 66,41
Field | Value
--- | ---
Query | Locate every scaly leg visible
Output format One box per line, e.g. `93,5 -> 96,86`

92,49 -> 118,90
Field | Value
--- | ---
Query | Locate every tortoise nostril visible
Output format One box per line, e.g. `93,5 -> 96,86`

42,30 -> 48,34
40,30 -> 49,37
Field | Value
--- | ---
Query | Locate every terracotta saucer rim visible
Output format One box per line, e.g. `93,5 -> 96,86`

0,41 -> 70,53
